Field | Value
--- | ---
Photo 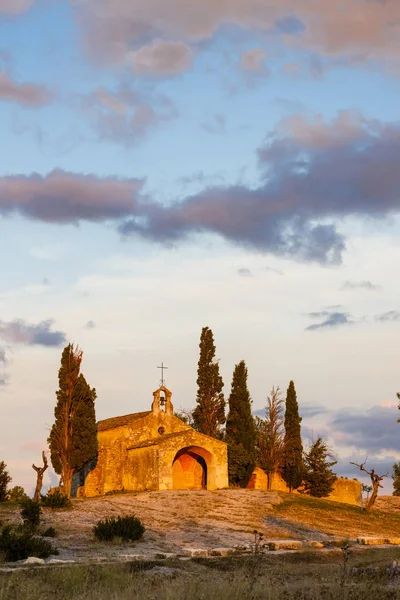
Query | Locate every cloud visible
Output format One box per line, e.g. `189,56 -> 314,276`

129,40 -> 192,75
73,0 -> 400,72
0,348 -> 6,364
82,86 -> 177,146
264,266 -> 284,275
239,49 -> 267,72
300,403 -> 329,418
0,319 -> 67,347
237,268 -> 252,277
306,311 -> 353,331
331,404 -> 400,454
341,280 -> 381,291
0,0 -> 34,14
5,111 -> 400,265
375,310 -> 400,322
0,71 -> 52,106
120,111 -> 400,263
274,15 -> 306,35
0,347 -> 7,387
0,168 -> 145,223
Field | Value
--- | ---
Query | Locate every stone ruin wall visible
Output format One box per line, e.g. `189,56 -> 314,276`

248,466 -> 362,506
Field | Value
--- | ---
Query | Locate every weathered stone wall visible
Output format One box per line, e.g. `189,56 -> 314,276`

123,447 -> 159,492
247,467 -> 268,489
248,468 -> 362,506
328,478 -> 362,506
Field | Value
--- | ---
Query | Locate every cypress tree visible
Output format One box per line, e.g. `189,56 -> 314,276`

282,380 -> 303,492
192,327 -> 225,438
303,437 -> 337,497
226,360 -> 256,487
48,344 -> 98,497
392,463 -> 400,496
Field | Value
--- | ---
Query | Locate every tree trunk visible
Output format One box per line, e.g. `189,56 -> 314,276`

62,466 -> 73,498
366,482 -> 380,511
267,472 -> 272,490
32,451 -> 48,502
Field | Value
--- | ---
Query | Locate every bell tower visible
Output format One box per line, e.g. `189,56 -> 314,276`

151,386 -> 174,416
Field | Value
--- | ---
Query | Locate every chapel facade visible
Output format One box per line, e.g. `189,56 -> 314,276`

73,386 -> 228,497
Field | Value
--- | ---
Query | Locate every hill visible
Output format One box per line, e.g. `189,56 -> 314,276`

1,490 -> 400,563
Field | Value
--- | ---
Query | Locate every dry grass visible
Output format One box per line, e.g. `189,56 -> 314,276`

273,494 -> 400,540
1,549 -> 400,600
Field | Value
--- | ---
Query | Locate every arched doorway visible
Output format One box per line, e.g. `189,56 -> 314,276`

172,446 -> 212,490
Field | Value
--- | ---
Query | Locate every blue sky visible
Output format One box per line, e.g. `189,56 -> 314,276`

1,0 -> 400,493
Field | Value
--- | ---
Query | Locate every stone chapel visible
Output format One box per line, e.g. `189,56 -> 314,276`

73,386 -> 229,497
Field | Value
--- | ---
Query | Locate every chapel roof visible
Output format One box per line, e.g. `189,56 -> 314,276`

97,411 -> 151,432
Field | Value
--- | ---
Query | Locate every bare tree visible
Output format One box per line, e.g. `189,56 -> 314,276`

175,408 -> 196,428
350,458 -> 388,511
255,386 -> 285,489
32,451 -> 48,502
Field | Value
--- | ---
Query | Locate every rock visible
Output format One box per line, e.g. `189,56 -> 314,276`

23,557 -> 45,565
154,552 -> 177,560
357,537 -> 388,545
306,541 -> 324,549
182,548 -> 208,558
208,548 -> 234,557
231,544 -> 252,554
267,540 -> 302,551
46,559 -> 76,564
119,554 -> 146,561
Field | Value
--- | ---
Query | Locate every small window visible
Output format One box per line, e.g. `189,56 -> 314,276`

158,426 -> 165,435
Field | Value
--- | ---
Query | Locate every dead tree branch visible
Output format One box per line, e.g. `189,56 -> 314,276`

350,459 -> 389,511
32,451 -> 48,502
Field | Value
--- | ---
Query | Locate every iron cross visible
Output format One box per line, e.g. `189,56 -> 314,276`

157,362 -> 168,386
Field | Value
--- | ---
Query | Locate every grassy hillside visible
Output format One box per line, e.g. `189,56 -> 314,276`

271,493 -> 400,539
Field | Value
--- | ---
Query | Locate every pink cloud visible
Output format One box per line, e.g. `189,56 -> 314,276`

129,40 -> 193,75
72,0 -> 400,71
81,85 -> 178,146
0,0 -> 34,14
0,71 -> 53,106
0,169 -> 145,223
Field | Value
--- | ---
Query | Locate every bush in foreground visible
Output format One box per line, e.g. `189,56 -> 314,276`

0,461 -> 11,502
20,499 -> 41,533
42,527 -> 57,538
0,525 -> 58,562
40,488 -> 71,509
93,515 -> 145,542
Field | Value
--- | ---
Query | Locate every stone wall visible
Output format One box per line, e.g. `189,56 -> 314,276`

248,468 -> 362,506
328,478 -> 362,506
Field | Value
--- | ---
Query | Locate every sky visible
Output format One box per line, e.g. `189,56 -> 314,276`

1,0 -> 400,495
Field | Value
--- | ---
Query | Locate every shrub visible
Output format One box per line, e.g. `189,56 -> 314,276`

20,499 -> 41,533
8,486 -> 28,504
0,461 -> 11,502
93,515 -> 145,542
0,525 -> 58,562
42,527 -> 57,538
40,489 -> 71,509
